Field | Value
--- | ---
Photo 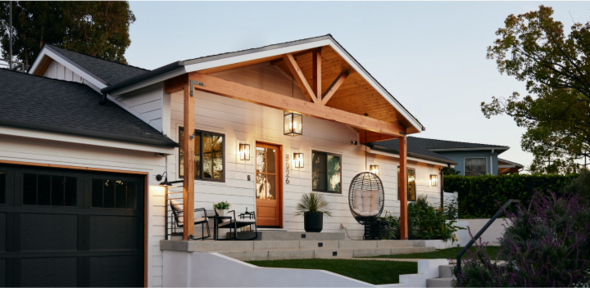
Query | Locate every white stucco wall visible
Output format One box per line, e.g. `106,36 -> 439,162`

455,218 -> 510,247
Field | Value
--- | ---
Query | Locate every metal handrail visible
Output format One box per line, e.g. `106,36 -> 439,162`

456,199 -> 520,274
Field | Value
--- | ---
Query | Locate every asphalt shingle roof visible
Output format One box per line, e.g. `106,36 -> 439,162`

370,139 -> 457,165
0,69 -> 177,147
47,45 -> 149,86
401,137 -> 509,150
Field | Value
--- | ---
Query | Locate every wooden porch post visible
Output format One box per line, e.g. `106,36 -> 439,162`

398,135 -> 408,240
183,84 -> 195,240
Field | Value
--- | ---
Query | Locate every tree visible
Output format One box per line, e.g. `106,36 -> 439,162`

482,5 -> 590,174
0,1 -> 135,67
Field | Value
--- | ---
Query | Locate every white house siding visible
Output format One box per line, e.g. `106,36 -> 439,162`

162,64 -> 444,241
43,60 -> 84,84
113,83 -> 166,133
0,133 -> 168,287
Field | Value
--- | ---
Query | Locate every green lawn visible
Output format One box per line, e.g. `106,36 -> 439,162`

371,246 -> 502,260
247,259 -> 417,285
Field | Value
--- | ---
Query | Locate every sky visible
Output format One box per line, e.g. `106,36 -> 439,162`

125,1 -> 590,170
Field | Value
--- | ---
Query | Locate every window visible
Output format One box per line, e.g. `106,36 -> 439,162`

398,167 -> 417,201
23,173 -> 77,206
0,171 -> 5,204
179,128 -> 225,181
312,151 -> 341,193
91,179 -> 136,209
465,158 -> 487,176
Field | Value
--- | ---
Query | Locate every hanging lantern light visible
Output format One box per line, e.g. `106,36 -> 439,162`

293,152 -> 304,168
370,165 -> 379,175
239,143 -> 250,161
284,111 -> 303,136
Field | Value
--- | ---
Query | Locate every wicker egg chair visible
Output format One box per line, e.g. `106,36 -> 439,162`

348,172 -> 385,225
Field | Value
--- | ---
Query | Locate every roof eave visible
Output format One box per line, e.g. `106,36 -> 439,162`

371,145 -> 457,165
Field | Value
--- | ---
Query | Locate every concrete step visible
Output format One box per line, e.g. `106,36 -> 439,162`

178,240 -> 424,252
217,246 -> 435,261
427,277 -> 453,287
439,265 -> 455,278
251,231 -> 346,241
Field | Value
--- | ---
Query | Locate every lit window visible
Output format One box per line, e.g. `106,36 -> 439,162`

179,128 -> 225,181
312,151 -> 341,193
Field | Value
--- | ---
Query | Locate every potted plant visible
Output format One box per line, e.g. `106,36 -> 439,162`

213,201 -> 231,216
295,193 -> 331,232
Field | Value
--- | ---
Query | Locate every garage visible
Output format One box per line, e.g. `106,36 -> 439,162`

0,164 -> 144,287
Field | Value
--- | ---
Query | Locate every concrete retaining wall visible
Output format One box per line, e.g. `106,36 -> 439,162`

455,219 -> 510,246
162,250 -> 448,287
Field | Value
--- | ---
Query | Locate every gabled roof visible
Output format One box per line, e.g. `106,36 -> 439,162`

0,69 -> 177,148
100,34 -> 425,133
38,45 -> 149,86
370,139 -> 457,165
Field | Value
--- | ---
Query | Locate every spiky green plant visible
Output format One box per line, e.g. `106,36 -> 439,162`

294,193 -> 332,217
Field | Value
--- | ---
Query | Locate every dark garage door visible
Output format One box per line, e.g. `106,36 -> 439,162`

0,164 -> 144,287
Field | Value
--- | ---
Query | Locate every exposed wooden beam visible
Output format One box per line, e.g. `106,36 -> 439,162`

33,56 -> 53,76
313,49 -> 321,98
282,53 -> 318,103
269,49 -> 318,65
188,72 -> 406,137
359,131 -> 398,144
398,136 -> 408,240
182,84 -> 195,240
322,72 -> 348,106
164,74 -> 188,94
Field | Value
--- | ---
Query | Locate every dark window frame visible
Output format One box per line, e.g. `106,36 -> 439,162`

398,166 -> 417,202
22,173 -> 78,207
179,127 -> 226,182
91,178 -> 137,209
311,150 -> 342,194
0,171 -> 5,204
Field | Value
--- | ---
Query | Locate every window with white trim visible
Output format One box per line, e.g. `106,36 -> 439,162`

465,158 -> 487,176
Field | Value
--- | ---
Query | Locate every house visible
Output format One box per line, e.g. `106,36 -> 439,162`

371,137 -> 524,176
2,35 -> 456,287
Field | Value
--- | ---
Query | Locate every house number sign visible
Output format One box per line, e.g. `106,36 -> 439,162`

285,154 -> 290,184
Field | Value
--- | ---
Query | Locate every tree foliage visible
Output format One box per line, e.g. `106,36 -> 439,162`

482,6 -> 590,174
0,1 -> 135,67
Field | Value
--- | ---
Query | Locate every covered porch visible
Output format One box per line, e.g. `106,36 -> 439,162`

159,38 -> 424,242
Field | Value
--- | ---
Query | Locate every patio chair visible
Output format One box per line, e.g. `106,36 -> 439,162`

348,172 -> 385,225
215,208 -> 258,240
169,199 -> 211,240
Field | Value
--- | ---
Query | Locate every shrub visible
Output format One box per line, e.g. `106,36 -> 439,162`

380,197 -> 463,241
294,193 -> 332,217
453,190 -> 590,287
444,174 -> 577,218
561,169 -> 590,205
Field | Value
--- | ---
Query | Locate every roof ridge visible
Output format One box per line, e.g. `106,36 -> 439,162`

180,34 -> 333,64
47,44 -> 149,72
1,68 -> 95,88
408,136 -> 509,148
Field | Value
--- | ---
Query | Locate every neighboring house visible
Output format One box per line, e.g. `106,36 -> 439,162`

2,35 -> 454,287
372,137 -> 524,176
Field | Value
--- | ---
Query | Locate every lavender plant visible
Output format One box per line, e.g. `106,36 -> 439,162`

453,190 -> 590,287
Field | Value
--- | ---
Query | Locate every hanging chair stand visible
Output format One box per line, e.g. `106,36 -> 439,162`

347,129 -> 386,238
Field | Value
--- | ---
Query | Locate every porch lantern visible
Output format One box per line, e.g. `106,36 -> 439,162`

284,111 -> 303,136
239,143 -> 250,161
430,174 -> 439,187
370,165 -> 379,176
293,152 -> 304,168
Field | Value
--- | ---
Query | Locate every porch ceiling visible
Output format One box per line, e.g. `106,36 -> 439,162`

197,46 -> 419,138
167,45 -> 420,141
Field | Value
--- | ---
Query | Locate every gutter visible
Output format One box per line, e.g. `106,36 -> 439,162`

0,118 -> 179,148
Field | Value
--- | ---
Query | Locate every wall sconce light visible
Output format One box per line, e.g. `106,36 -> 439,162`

239,143 -> 250,161
156,172 -> 183,187
284,111 -> 303,136
430,174 -> 439,187
370,165 -> 379,175
293,152 -> 304,168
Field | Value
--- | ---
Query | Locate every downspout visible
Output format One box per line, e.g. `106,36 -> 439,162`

490,149 -> 494,175
99,92 -> 107,105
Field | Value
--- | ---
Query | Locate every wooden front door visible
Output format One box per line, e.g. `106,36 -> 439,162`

255,143 -> 282,227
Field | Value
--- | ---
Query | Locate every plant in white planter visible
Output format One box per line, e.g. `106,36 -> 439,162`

295,193 -> 331,232
213,201 -> 231,216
